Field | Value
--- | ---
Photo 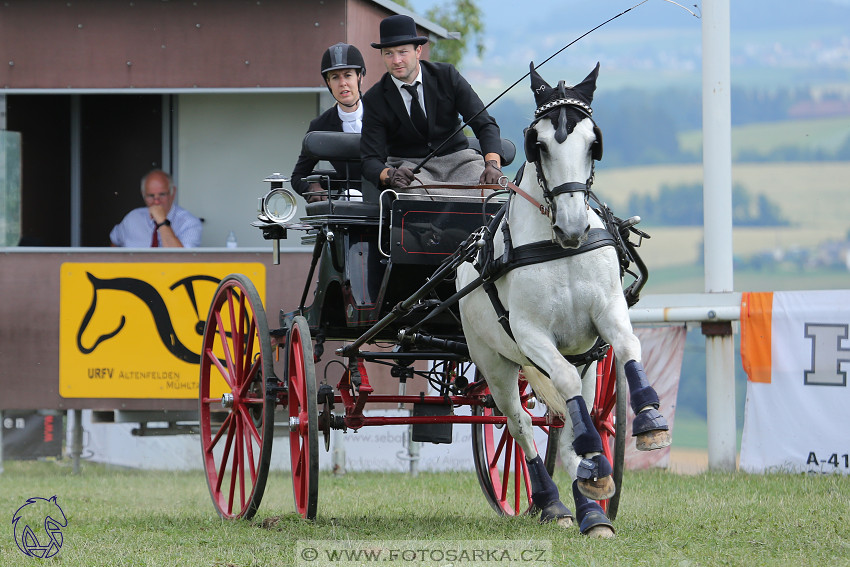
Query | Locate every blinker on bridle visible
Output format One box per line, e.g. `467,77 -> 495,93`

525,85 -> 597,216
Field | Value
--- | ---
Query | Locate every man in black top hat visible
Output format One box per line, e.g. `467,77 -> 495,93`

360,14 -> 505,192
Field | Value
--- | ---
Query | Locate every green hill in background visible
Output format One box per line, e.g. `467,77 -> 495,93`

594,161 -> 850,293
678,116 -> 850,160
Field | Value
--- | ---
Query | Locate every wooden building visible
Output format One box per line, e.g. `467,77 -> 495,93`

0,1 -> 446,423
0,0 -> 447,248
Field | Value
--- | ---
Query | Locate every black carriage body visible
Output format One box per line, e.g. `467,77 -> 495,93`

289,198 -> 500,345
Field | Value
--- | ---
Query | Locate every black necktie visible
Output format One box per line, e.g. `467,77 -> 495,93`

402,83 -> 428,136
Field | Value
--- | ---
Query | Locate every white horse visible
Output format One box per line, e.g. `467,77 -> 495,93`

457,63 -> 671,537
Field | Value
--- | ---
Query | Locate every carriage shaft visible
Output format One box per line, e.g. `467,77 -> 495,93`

338,413 -> 562,429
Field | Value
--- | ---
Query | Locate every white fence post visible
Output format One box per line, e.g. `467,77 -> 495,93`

702,0 -> 738,471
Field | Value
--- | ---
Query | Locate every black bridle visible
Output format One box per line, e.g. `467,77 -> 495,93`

523,92 -> 600,217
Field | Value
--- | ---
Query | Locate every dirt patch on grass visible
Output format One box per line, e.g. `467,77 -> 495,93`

668,447 -> 709,475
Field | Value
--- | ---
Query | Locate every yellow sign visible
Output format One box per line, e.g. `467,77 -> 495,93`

59,263 -> 266,399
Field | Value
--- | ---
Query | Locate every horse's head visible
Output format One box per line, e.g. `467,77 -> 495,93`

524,62 -> 603,249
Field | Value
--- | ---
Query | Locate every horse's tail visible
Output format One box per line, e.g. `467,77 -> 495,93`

521,366 -> 567,418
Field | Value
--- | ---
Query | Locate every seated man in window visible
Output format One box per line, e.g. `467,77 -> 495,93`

109,169 -> 202,248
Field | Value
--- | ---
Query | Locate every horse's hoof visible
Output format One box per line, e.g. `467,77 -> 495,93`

584,524 -> 616,539
555,516 -> 574,529
576,475 -> 615,500
539,500 -> 574,527
635,428 -> 672,451
575,454 -> 614,499
579,508 -> 615,537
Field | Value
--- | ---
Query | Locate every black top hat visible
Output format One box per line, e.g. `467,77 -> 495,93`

371,15 -> 429,49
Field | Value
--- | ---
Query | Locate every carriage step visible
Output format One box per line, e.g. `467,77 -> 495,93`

411,402 -> 453,444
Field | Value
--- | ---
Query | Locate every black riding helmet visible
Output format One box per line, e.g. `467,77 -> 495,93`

320,43 -> 365,108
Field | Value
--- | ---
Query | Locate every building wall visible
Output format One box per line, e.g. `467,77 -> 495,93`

1,0 -> 444,248
0,0 -> 348,89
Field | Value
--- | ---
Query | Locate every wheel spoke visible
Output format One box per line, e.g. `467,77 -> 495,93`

236,418 -> 246,511
238,357 -> 262,399
489,426 -> 509,470
293,441 -> 305,500
500,439 -> 513,504
227,423 -> 239,515
205,347 -> 232,390
519,455 -> 532,504
217,417 -> 236,494
234,292 -> 247,384
242,417 -> 257,482
242,316 -> 257,382
513,447 -> 522,513
238,404 -> 262,448
214,310 -> 236,389
206,412 -> 233,453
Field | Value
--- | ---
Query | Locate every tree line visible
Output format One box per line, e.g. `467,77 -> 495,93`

625,183 -> 790,227
491,86 -> 850,168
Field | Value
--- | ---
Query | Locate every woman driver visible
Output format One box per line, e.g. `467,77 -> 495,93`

291,43 -> 366,203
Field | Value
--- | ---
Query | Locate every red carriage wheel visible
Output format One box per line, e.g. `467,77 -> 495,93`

592,350 -> 626,521
199,274 -> 275,520
285,315 -> 319,520
471,374 -> 561,516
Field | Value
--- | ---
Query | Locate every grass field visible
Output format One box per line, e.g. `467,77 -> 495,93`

677,116 -> 850,157
645,263 -> 850,294
595,161 -> 850,231
2,461 -> 848,566
592,161 -> 850,288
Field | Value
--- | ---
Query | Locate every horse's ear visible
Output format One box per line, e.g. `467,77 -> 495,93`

592,124 -> 603,161
573,62 -> 600,104
529,62 -> 552,108
523,126 -> 540,163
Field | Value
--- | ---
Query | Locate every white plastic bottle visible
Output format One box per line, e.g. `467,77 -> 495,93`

225,231 -> 237,248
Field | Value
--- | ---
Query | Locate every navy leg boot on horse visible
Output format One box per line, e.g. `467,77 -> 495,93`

567,396 -> 615,500
526,456 -> 573,527
625,360 -> 672,451
571,480 -> 615,538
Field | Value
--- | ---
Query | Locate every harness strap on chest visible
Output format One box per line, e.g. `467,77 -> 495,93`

482,279 -> 516,341
478,226 -> 617,367
502,228 -> 616,273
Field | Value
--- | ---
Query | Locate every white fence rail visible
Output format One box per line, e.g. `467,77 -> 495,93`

631,292 -> 741,471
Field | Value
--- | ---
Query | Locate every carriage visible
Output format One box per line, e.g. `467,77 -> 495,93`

197,64 -> 657,533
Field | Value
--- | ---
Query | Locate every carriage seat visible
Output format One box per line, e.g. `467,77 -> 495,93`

300,131 -> 380,217
299,132 -> 516,217
467,137 -> 516,167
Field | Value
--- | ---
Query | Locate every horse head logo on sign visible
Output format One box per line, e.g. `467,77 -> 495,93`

12,496 -> 67,559
75,272 -> 222,364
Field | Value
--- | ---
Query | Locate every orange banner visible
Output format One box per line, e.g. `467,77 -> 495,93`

740,291 -> 773,383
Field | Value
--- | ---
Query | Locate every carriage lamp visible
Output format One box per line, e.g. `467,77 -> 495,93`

262,187 -> 299,224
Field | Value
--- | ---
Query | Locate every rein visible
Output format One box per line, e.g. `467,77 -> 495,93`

499,176 -> 549,217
